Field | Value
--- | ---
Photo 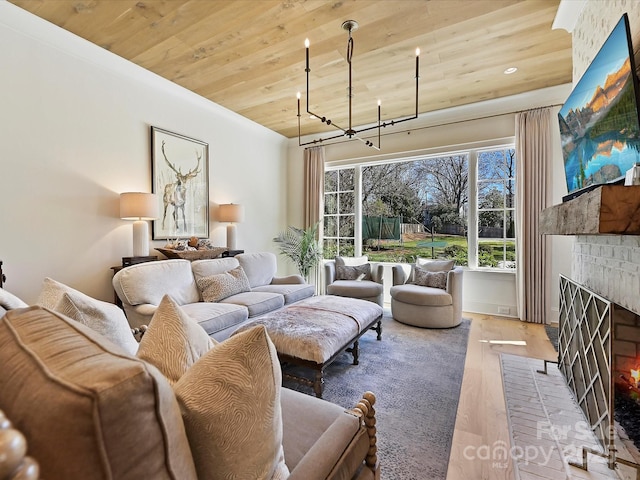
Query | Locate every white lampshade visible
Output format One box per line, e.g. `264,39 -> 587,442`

218,203 -> 244,250
120,192 -> 159,220
120,192 -> 159,257
218,203 -> 245,223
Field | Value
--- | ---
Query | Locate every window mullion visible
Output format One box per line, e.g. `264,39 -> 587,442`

468,150 -> 478,269
354,165 -> 363,257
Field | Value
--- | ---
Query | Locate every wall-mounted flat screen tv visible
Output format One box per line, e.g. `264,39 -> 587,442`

558,13 -> 640,201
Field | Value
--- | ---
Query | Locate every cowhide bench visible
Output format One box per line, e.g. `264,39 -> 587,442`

234,295 -> 383,398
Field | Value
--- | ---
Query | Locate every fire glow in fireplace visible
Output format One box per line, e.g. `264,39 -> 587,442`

557,275 -> 640,475
615,339 -> 640,455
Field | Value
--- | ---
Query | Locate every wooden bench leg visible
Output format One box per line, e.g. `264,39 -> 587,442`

313,370 -> 324,398
373,319 -> 382,340
346,340 -> 360,365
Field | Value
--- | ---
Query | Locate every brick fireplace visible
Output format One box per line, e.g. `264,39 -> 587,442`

572,235 -> 640,315
540,185 -> 640,475
572,232 -> 640,461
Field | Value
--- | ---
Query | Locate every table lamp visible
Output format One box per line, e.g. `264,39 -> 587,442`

218,203 -> 244,250
120,192 -> 159,256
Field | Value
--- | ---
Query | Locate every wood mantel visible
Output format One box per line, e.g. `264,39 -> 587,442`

540,185 -> 640,235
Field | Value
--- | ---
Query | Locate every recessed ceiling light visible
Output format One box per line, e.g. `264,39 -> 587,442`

504,67 -> 518,75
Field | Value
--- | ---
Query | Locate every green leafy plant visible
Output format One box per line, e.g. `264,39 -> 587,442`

273,223 -> 323,281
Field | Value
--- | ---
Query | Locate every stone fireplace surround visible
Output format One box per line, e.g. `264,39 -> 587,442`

573,235 -> 640,317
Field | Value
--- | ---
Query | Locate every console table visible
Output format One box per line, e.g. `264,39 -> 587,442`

222,249 -> 244,257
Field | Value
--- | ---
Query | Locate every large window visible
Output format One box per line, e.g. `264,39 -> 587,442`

322,144 -> 517,270
477,148 -> 516,268
324,168 -> 355,258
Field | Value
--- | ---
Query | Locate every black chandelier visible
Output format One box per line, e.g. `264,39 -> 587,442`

297,20 -> 420,150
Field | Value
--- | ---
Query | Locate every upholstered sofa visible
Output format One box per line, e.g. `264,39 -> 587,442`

0,292 -> 380,479
113,252 -> 315,341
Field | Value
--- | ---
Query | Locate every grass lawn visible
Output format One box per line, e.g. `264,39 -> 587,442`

363,234 -> 514,266
364,235 -> 465,262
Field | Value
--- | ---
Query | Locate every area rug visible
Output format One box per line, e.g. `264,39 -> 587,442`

283,311 -> 470,480
544,324 -> 559,352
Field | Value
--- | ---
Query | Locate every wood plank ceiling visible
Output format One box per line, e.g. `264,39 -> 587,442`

9,0 -> 572,139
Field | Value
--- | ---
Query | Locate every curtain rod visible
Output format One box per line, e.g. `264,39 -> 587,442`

305,103 -> 563,149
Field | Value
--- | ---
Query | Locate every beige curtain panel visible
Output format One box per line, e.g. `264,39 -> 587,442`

515,108 -> 552,324
304,146 -> 325,228
303,146 -> 325,292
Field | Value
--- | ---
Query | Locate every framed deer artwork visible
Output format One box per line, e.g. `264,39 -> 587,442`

150,126 -> 209,240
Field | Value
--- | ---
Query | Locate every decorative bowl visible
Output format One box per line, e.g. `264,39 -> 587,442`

155,247 -> 228,261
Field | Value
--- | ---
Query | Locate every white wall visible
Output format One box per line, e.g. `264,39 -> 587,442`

0,3 -> 288,304
287,85 -> 573,319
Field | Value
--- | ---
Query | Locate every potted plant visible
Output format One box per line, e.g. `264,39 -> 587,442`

273,223 -> 322,282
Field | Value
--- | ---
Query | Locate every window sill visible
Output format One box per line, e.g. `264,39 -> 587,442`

463,266 -> 516,274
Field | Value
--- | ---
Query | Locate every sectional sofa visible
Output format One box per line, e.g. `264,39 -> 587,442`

113,252 -> 315,341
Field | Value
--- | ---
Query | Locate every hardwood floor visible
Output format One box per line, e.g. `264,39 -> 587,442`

446,313 -> 558,480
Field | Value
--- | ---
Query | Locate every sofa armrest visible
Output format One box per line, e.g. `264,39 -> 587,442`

132,304 -> 158,316
271,275 -> 306,285
288,392 -> 378,480
324,261 -> 336,288
392,264 -> 410,286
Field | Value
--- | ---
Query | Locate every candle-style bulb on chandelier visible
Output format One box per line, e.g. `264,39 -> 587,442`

297,20 -> 420,150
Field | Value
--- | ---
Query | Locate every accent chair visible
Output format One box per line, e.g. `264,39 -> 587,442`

390,259 -> 463,328
324,256 -> 384,307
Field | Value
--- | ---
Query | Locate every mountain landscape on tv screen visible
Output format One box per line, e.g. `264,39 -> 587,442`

559,57 -> 640,193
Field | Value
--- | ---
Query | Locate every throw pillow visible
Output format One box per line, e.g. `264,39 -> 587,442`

55,290 -> 139,355
137,295 -> 215,385
36,277 -> 75,310
174,325 -> 289,480
0,288 -> 28,310
415,258 -> 455,272
196,266 -> 251,302
0,306 -> 198,480
335,255 -> 369,267
336,263 -> 372,281
414,267 -> 448,290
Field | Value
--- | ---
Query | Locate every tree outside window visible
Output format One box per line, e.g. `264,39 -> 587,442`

477,148 -> 516,268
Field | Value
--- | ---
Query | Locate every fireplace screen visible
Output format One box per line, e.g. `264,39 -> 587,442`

558,274 -> 612,451
558,275 -> 640,467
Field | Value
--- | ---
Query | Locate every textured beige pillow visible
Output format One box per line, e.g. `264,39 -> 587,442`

196,265 -> 251,302
55,290 -> 139,355
336,263 -> 371,281
414,267 -> 448,289
174,325 -> 289,480
0,288 -> 28,310
36,277 -> 75,310
137,295 -> 215,385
